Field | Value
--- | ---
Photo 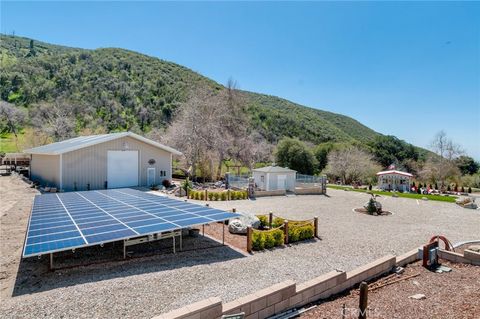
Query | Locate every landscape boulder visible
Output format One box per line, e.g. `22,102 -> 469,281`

228,212 -> 260,234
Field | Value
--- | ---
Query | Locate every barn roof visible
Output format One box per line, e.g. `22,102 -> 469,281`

24,132 -> 182,156
252,166 -> 296,173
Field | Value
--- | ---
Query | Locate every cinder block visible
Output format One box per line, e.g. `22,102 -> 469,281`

222,300 -> 242,315
396,248 -> 420,266
266,292 -> 283,307
465,250 -> 480,262
250,297 -> 267,313
301,287 -> 315,300
258,305 -> 275,319
289,293 -> 303,308
273,299 -> 290,314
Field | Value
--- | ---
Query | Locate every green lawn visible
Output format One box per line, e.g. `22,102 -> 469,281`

0,133 -> 23,153
327,184 -> 457,203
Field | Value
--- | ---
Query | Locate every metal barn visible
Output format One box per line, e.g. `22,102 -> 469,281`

25,132 -> 181,191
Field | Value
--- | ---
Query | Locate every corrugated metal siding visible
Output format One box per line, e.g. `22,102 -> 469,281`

30,154 -> 60,187
61,136 -> 172,191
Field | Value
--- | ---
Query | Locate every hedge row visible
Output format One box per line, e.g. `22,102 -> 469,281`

252,216 -> 315,250
188,190 -> 248,201
252,228 -> 284,250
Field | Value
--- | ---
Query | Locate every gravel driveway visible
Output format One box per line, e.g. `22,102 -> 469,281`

1,176 -> 478,319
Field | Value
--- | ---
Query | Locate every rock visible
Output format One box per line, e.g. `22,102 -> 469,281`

409,294 -> 426,300
422,197 -> 429,201
228,212 -> 260,234
373,212 -> 378,216
463,202 -> 478,209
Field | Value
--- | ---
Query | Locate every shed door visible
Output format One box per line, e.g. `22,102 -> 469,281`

277,175 -> 287,190
107,151 -> 139,188
147,168 -> 155,187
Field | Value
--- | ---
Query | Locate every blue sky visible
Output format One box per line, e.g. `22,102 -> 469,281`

2,1 -> 479,159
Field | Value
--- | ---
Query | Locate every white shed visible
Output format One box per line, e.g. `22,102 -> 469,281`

252,166 -> 296,191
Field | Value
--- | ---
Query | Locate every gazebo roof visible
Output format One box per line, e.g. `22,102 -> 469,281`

376,170 -> 413,177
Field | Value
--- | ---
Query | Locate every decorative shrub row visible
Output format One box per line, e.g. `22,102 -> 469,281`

252,215 -> 315,250
252,228 -> 284,251
188,190 -> 248,201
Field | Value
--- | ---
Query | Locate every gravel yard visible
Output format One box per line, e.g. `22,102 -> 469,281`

1,175 -> 479,319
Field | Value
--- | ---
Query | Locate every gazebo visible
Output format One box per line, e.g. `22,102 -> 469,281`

376,165 -> 413,192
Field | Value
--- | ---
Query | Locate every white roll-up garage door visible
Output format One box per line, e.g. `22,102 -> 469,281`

107,150 -> 139,188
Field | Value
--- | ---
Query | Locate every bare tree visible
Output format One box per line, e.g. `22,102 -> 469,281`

423,131 -> 463,188
0,101 -> 25,151
430,130 -> 463,160
30,99 -> 76,141
325,146 -> 381,184
162,79 -> 253,181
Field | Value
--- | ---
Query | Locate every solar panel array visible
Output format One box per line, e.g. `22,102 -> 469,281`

23,188 -> 241,257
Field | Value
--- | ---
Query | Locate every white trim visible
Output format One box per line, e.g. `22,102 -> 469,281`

59,153 -> 63,190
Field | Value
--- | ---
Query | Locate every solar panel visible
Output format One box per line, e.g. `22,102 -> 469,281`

23,188 -> 241,257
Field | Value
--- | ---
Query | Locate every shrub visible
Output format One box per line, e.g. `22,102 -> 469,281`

366,198 -> 377,214
194,191 -> 200,200
231,191 -> 237,200
288,227 -> 300,242
264,232 -> 276,249
272,217 -> 284,228
199,191 -> 205,200
272,229 -> 284,246
162,179 -> 171,188
297,224 -> 314,240
182,178 -> 192,195
461,186 -> 465,193
243,190 -> 248,199
468,187 -> 472,193
220,192 -> 227,201
213,192 -> 220,201
208,192 -> 214,201
257,215 -> 268,229
252,232 -> 265,251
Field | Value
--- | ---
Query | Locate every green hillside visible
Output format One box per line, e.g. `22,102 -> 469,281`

1,34 -> 408,151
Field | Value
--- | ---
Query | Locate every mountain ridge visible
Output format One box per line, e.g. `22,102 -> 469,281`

0,34 -> 426,156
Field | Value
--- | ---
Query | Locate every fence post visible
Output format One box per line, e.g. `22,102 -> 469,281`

284,221 -> 289,244
314,216 -> 319,238
269,211 -> 273,229
359,281 -> 368,319
232,207 -> 236,213
205,189 -> 208,201
228,189 -> 231,201
247,226 -> 253,253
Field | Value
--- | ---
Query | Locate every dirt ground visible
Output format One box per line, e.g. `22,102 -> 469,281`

302,260 -> 480,319
0,174 -> 38,299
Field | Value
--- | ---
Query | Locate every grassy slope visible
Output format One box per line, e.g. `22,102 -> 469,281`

1,34 -> 384,148
327,184 -> 457,203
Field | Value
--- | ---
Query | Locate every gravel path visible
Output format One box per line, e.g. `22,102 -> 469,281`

1,177 -> 479,319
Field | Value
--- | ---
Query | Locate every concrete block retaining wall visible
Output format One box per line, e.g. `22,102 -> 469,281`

438,249 -> 480,266
254,189 -> 286,197
293,187 -> 325,195
154,252 -> 418,319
